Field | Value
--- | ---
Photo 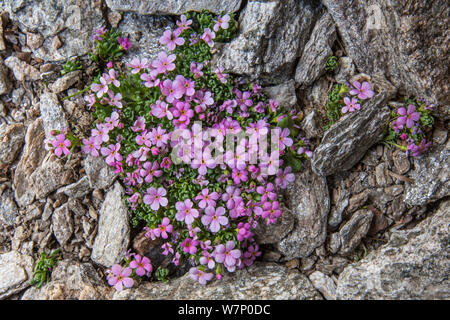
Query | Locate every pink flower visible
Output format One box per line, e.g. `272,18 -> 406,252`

275,166 -> 295,189
154,217 -> 173,239
135,130 -> 152,147
231,168 -> 248,184
190,62 -> 204,78
129,254 -> 152,276
201,206 -> 228,233
201,28 -> 215,47
128,57 -> 150,74
104,111 -> 120,130
408,139 -> 432,157
213,241 -> 241,272
181,238 -> 198,255
81,136 -> 101,157
101,143 -> 123,166
243,244 -> 261,266
221,186 -> 242,209
213,14 -> 231,32
106,90 -> 123,108
92,26 -> 107,41
161,157 -> 172,169
51,134 -> 71,157
189,267 -> 214,285
143,187 -> 168,211
149,126 -> 168,148
107,265 -> 134,291
131,116 -> 146,132
256,183 -> 277,202
276,127 -> 293,151
173,75 -> 196,96
195,188 -> 219,209
91,76 -> 109,98
176,15 -> 192,32
161,79 -> 184,103
397,104 -> 421,129
175,199 -> 199,225
159,29 -> 185,51
199,251 -> 215,269
140,71 -> 160,88
151,101 -> 173,120
342,97 -> 361,113
349,81 -> 374,100
214,67 -> 229,84
152,52 -> 176,74
235,89 -> 253,112
161,242 -> 174,255
139,161 -> 163,183
91,123 -> 110,144
118,37 -> 131,50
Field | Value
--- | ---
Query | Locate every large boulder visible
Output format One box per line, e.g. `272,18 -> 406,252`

1,0 -> 104,62
91,182 -> 130,267
336,200 -> 450,299
213,0 -> 321,83
105,0 -> 242,15
312,92 -> 392,176
322,0 -> 450,113
404,142 -> 450,206
113,262 -> 322,300
277,164 -> 330,259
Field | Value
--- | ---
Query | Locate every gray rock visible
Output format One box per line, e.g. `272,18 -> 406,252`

336,200 -> 450,299
312,93 -> 392,176
322,0 -> 449,107
295,12 -> 336,87
39,91 -> 68,140
338,209 -> 374,255
334,57 -> 355,84
263,80 -> 298,109
84,155 -> 118,190
309,271 -> 337,300
0,60 -> 12,95
4,56 -> 40,81
277,164 -> 330,259
29,155 -> 74,200
0,123 -> 25,167
404,142 -> 449,206
302,110 -> 322,139
0,251 -> 34,299
392,149 -> 410,175
114,262 -> 322,300
91,182 -> 130,267
105,0 -> 242,15
26,31 -> 44,49
57,176 -> 91,199
213,0 -> 321,83
21,260 -> 113,300
254,206 -> 295,245
0,189 -> 19,226
117,13 -> 173,65
52,203 -> 73,245
1,0 -> 104,62
13,118 -> 47,207
49,70 -> 81,94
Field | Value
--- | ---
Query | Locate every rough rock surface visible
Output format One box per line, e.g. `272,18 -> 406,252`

404,142 -> 449,206
57,176 -> 91,199
52,203 -> 74,246
13,118 -> 47,207
4,56 -> 40,81
114,262 -> 322,300
91,182 -> 130,267
337,209 -> 374,255
322,0 -> 450,107
0,188 -> 19,226
84,155 -> 117,190
105,0 -> 242,15
254,207 -> 295,245
295,12 -> 336,86
214,0 -> 321,82
0,251 -> 34,299
21,260 -> 113,300
263,80 -> 298,109
309,271 -> 337,300
277,164 -> 330,259
0,123 -> 25,167
312,93 -> 391,176
38,91 -> 68,140
1,0 -> 104,62
117,13 -> 173,65
336,200 -> 450,299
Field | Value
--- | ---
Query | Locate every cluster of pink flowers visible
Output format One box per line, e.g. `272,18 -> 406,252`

342,81 -> 374,114
68,12 -> 311,287
106,252 -> 152,291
